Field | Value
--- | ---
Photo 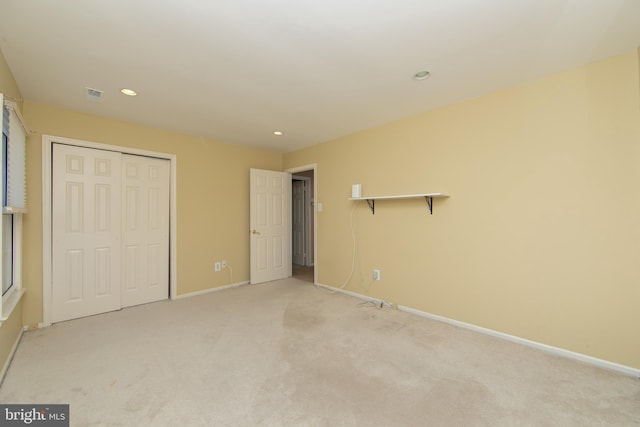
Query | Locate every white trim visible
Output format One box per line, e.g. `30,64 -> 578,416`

0,325 -> 23,385
285,163 -> 318,284
2,207 -> 27,214
173,281 -> 250,299
397,305 -> 640,378
41,135 -> 178,325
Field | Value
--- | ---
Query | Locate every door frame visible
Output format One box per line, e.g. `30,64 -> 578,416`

285,164 -> 317,284
42,135 -> 177,326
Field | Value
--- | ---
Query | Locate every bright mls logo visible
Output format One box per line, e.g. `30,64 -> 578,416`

0,405 -> 69,426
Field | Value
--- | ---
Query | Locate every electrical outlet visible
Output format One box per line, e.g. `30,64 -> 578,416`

373,269 -> 381,281
215,262 -> 221,272
221,260 -> 227,268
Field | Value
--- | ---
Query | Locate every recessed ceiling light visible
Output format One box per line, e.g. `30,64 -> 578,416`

120,88 -> 138,96
413,70 -> 431,81
273,131 -> 284,136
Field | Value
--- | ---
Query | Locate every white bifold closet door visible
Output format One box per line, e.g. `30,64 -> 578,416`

52,144 -> 169,323
121,153 -> 170,307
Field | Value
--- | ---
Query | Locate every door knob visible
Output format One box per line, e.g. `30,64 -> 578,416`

251,229 -> 260,235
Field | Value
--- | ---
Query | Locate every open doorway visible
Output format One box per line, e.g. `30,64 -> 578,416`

290,167 -> 315,283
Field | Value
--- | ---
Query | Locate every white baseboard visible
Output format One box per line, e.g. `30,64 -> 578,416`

315,282 -> 639,378
173,281 -> 250,300
0,327 -> 23,385
398,305 -> 640,378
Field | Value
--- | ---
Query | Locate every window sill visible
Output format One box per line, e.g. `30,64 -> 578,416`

1,287 -> 25,322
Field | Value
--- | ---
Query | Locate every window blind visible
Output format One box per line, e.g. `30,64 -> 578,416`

2,101 -> 27,212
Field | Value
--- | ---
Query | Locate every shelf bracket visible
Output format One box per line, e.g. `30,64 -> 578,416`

425,196 -> 433,215
366,199 -> 375,214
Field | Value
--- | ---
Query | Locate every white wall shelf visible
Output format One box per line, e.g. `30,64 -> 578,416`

348,193 -> 449,215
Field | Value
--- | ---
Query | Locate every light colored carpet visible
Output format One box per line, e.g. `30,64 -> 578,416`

1,278 -> 639,426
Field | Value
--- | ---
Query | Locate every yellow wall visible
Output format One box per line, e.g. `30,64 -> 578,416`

284,51 -> 640,369
0,50 -> 24,375
0,302 -> 22,374
21,102 -> 282,326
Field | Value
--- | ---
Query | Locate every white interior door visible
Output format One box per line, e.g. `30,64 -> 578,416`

122,155 -> 170,307
250,168 -> 291,284
292,180 -> 305,265
52,144 -> 122,322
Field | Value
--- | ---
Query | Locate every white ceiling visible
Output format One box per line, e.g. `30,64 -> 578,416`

1,1 -> 639,153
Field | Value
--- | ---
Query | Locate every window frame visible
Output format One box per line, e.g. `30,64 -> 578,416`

0,95 -> 26,322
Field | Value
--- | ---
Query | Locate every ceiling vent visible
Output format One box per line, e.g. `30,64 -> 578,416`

85,87 -> 103,103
